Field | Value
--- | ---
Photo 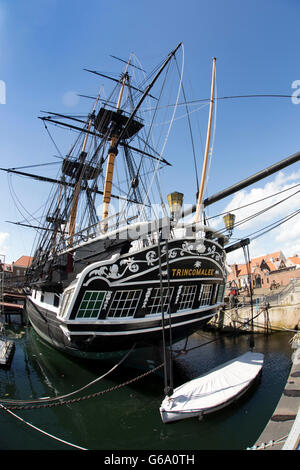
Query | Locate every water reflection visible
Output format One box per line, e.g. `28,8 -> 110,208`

0,322 -> 293,450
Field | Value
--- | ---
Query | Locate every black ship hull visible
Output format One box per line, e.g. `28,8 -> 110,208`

26,297 -> 218,357
26,236 -> 226,360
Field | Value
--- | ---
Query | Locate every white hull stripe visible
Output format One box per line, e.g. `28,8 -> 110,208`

59,312 -> 216,337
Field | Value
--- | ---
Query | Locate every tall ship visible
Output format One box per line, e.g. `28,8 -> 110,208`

5,44 -> 230,359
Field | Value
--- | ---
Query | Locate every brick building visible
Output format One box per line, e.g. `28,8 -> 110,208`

227,251 -> 300,290
0,255 -> 33,288
12,256 -> 33,277
286,255 -> 300,268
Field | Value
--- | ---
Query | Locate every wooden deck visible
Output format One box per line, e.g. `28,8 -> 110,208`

0,301 -> 24,310
0,291 -> 26,324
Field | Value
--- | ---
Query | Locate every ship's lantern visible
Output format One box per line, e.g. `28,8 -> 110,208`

167,192 -> 184,220
223,212 -> 235,234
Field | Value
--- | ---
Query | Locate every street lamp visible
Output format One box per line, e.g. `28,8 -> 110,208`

167,192 -> 184,221
223,212 -> 235,236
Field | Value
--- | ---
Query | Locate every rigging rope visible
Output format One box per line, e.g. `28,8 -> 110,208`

7,173 -> 61,238
208,185 -> 300,239
207,182 -> 300,221
248,207 -> 300,242
140,44 -> 184,214
173,57 -> 199,193
144,93 -> 298,111
42,121 -> 64,159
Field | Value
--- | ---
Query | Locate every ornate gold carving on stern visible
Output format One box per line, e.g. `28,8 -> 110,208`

85,240 -> 225,284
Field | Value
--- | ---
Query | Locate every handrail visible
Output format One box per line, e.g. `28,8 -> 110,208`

54,217 -> 228,255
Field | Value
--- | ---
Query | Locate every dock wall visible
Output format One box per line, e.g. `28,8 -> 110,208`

210,300 -> 300,334
210,291 -> 300,449
251,341 -> 300,450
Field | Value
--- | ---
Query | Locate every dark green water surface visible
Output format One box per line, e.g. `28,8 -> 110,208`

0,319 -> 293,451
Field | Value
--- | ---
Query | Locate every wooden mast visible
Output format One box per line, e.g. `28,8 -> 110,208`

101,60 -> 131,232
194,57 -> 216,224
68,92 -> 101,241
100,43 -> 182,232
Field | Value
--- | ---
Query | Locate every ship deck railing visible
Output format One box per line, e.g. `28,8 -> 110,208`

53,216 -> 228,256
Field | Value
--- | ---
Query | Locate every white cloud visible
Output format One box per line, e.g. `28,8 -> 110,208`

226,238 -> 266,265
214,169 -> 300,263
0,232 -> 9,258
62,91 -> 79,107
222,171 -> 300,232
275,216 -> 300,244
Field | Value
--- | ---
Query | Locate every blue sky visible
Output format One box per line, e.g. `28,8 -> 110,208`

1,0 -> 300,264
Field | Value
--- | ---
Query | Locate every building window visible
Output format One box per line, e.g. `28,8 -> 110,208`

146,287 -> 173,315
199,284 -> 213,306
177,285 -> 197,311
77,291 -> 107,319
216,284 -> 225,303
107,290 -> 142,318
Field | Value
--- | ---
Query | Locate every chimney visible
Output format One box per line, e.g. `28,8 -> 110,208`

232,263 -> 239,277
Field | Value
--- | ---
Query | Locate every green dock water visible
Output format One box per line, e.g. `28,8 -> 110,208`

0,318 -> 293,451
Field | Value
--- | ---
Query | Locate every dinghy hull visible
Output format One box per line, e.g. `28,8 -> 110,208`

160,351 -> 264,423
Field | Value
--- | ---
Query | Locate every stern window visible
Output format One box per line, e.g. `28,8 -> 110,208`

76,291 -> 106,319
216,284 -> 225,303
177,285 -> 197,311
146,287 -> 174,315
199,284 -> 213,306
107,290 -> 142,318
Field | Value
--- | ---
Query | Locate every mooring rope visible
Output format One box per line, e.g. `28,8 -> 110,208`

0,403 -> 88,450
0,344 -> 164,450
0,362 -> 164,410
0,343 -> 137,406
246,434 -> 289,450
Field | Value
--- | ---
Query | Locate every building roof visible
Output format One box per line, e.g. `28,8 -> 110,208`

263,251 -> 285,270
287,255 -> 300,266
229,251 -> 286,280
13,256 -> 33,267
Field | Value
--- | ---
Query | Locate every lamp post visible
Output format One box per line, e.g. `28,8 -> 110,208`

167,192 -> 184,222
223,212 -> 235,236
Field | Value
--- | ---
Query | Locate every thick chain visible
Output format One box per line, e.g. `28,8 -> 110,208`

1,363 -> 164,411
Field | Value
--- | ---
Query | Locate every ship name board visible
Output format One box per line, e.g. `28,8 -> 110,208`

171,268 -> 215,277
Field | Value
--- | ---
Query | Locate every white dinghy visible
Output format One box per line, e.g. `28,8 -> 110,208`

0,338 -> 15,366
160,351 -> 264,423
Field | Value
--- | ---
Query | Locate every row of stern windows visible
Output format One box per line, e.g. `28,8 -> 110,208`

58,283 -> 225,320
